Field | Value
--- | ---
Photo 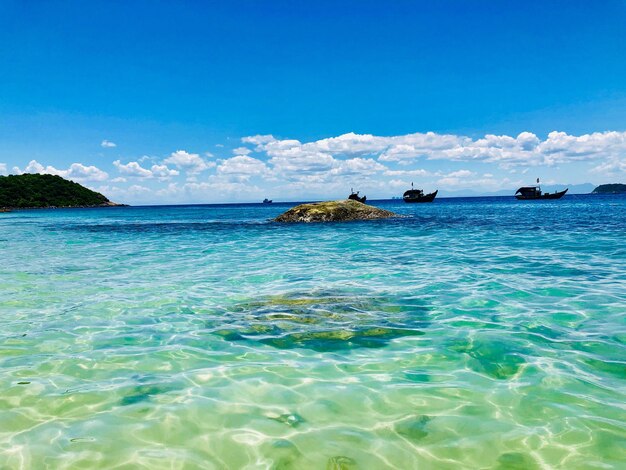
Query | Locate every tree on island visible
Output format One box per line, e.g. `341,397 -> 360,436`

592,183 -> 626,194
0,174 -> 116,209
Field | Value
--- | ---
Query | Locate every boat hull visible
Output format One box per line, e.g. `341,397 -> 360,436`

403,190 -> 438,203
348,194 -> 366,203
515,189 -> 568,200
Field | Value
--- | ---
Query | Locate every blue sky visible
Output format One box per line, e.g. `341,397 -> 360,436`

1,0 -> 626,203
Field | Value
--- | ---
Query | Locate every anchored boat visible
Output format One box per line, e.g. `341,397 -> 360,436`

515,179 -> 568,200
348,189 -> 366,203
403,183 -> 438,203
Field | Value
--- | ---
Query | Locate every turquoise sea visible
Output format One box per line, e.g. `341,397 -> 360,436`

1,195 -> 625,469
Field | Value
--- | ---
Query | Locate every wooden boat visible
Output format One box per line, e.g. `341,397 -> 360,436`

263,198 -> 273,204
348,189 -> 366,203
515,187 -> 568,200
515,179 -> 568,200
403,183 -> 437,203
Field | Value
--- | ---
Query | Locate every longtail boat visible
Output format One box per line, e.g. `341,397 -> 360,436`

515,179 -> 568,200
348,189 -> 366,203
403,183 -> 437,203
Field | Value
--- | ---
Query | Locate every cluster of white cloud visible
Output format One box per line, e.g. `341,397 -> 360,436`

5,130 -> 626,204
113,160 -> 179,180
243,130 -> 626,169
164,150 -> 215,174
12,160 -> 109,182
101,139 -> 117,148
216,155 -> 269,180
590,157 -> 626,176
232,146 -> 252,156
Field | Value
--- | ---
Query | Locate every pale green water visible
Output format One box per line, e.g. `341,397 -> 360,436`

1,196 -> 625,469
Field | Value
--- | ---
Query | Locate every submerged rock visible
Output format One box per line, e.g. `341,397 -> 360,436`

326,456 -> 357,470
264,439 -> 302,470
274,199 -> 398,223
495,452 -> 539,470
269,413 -> 306,428
450,338 -> 527,380
395,415 -> 432,441
120,383 -> 175,406
211,290 -> 429,352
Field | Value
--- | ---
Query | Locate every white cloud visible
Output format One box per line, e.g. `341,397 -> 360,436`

217,155 -> 269,179
232,146 -> 252,156
242,134 -> 276,146
245,130 -> 626,170
101,139 -> 117,148
330,158 -> 386,176
388,179 -> 414,189
0,163 -> 7,175
240,129 -> 626,196
164,150 -> 214,174
21,160 -> 45,173
59,163 -> 109,181
114,160 -> 152,178
154,179 -> 265,203
92,184 -> 153,205
114,160 -> 179,180
383,168 -> 431,177
313,133 -> 389,156
10,129 -> 625,204
257,139 -> 337,180
435,171 -> 517,191
14,160 -> 109,182
150,164 -> 179,179
590,158 -> 626,176
127,184 -> 151,194
445,170 -> 474,178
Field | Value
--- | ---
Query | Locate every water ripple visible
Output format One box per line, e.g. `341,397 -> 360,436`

1,195 -> 625,468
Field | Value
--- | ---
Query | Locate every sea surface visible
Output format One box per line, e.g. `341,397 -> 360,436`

1,195 -> 625,469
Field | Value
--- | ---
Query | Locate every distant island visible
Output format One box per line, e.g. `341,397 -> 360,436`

592,183 -> 626,194
0,174 -> 122,209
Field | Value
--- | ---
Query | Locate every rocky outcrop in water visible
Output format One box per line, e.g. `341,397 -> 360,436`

274,199 -> 397,223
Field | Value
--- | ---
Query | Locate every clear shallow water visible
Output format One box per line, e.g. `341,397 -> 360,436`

1,195 -> 625,469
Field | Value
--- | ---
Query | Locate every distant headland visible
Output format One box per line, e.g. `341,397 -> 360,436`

592,183 -> 626,194
0,174 -> 123,210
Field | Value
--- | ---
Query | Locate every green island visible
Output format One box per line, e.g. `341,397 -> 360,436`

592,183 -> 626,194
0,174 -> 120,210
